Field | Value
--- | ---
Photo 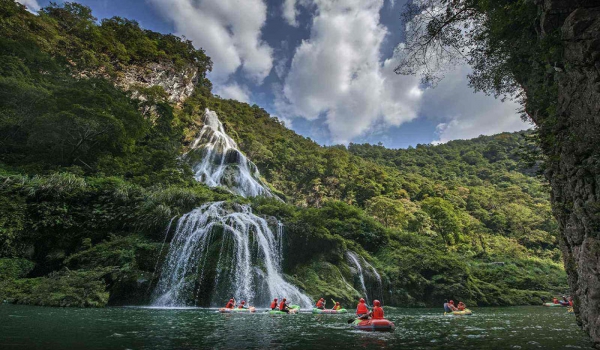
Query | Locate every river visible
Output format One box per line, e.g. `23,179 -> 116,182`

0,304 -> 592,349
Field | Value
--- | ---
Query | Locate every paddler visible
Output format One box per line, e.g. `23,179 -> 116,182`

270,298 -> 278,310
333,301 -> 342,311
225,299 -> 235,309
448,300 -> 458,311
553,297 -> 559,304
316,298 -> 325,310
279,298 -> 290,313
237,300 -> 247,309
356,298 -> 369,319
370,300 -> 384,319
443,299 -> 451,312
457,301 -> 466,311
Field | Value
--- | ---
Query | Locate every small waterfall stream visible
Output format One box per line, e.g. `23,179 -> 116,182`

152,109 -> 310,308
346,251 -> 383,305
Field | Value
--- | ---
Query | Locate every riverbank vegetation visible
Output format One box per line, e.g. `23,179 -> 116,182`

0,1 -> 565,308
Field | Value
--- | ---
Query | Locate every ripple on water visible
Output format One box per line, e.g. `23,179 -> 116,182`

0,305 -> 594,350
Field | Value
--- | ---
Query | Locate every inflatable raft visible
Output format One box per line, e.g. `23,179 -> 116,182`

312,308 -> 348,314
219,306 -> 256,313
268,305 -> 300,315
445,309 -> 472,316
543,303 -> 567,307
351,318 -> 395,332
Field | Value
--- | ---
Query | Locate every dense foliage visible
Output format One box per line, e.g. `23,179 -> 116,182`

0,1 -> 566,308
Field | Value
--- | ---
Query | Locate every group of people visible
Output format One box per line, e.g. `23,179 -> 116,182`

315,297 -> 342,310
443,299 -> 467,312
270,298 -> 293,313
224,299 -> 249,309
356,298 -> 384,319
222,297 -> 385,320
552,296 -> 573,307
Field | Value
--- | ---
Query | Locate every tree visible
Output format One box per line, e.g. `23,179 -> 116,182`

365,196 -> 409,229
420,197 -> 461,245
396,0 -> 600,344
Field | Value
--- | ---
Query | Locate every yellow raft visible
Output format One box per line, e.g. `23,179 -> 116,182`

445,308 -> 472,316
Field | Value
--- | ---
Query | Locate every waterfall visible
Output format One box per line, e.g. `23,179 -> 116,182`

152,109 -> 311,308
185,108 -> 277,199
152,202 -> 312,308
346,251 -> 383,305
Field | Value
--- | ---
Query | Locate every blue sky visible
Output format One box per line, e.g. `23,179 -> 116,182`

21,0 -> 531,148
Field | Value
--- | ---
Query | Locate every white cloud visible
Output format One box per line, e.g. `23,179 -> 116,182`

282,0 -> 299,27
422,65 -> 530,143
277,0 -> 423,144
213,83 -> 250,103
16,0 -> 40,11
147,0 -> 273,85
275,0 -> 527,145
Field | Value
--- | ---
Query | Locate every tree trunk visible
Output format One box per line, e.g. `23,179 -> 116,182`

534,0 -> 600,346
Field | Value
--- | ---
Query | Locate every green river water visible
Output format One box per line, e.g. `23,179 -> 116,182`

0,304 -> 592,349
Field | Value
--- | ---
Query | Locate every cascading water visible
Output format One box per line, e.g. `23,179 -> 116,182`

346,252 -> 369,304
185,108 -> 277,199
152,109 -> 311,308
346,251 -> 383,305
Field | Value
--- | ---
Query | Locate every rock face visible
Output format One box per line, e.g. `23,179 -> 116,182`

116,61 -> 199,105
535,0 -> 600,346
81,61 -> 199,105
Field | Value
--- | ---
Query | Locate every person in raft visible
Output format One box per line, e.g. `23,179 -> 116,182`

457,301 -> 466,311
333,301 -> 342,311
270,298 -> 278,310
369,300 -> 384,319
356,298 -> 369,319
443,299 -> 451,312
237,300 -> 247,309
568,296 -> 574,307
225,299 -> 235,309
445,300 -> 458,311
553,297 -> 559,304
279,298 -> 290,313
316,298 -> 326,310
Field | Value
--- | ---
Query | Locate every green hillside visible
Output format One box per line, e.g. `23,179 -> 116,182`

0,1 -> 565,308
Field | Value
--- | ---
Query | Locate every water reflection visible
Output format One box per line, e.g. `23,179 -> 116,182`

0,305 -> 592,349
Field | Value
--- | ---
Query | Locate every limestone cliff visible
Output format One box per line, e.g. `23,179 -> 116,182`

534,0 -> 600,346
79,60 -> 199,106
116,61 -> 199,105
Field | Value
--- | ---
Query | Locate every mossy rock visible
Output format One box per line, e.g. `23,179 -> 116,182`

293,260 -> 361,306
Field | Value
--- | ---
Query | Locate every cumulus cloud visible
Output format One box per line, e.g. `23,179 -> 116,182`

275,0 -> 528,145
420,65 -> 530,143
277,0 -> 423,143
16,0 -> 40,11
147,0 -> 273,85
213,83 -> 250,103
282,0 -> 299,27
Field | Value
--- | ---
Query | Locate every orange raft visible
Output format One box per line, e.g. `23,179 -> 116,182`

351,318 -> 395,332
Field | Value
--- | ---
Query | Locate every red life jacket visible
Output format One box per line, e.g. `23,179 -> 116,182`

279,301 -> 286,311
270,301 -> 277,309
356,302 -> 368,315
372,306 -> 384,319
316,300 -> 324,308
225,302 -> 234,309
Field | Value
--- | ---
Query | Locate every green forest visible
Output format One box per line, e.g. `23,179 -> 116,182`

0,1 -> 566,308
